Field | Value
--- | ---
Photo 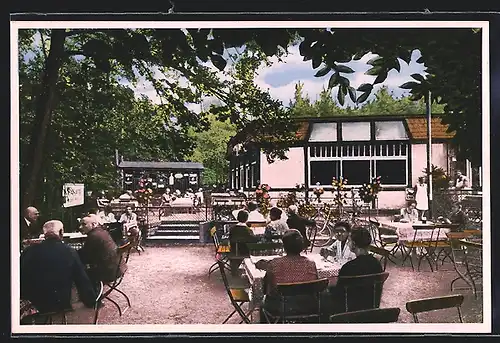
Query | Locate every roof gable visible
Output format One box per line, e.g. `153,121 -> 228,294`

405,117 -> 455,140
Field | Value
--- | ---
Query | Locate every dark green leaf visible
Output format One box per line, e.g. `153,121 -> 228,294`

411,73 -> 426,82
347,86 -> 357,103
353,51 -> 366,60
357,83 -> 373,92
338,76 -> 350,87
392,59 -> 401,73
94,59 -> 111,73
367,56 -> 384,66
312,56 -> 322,69
208,39 -> 224,55
400,81 -> 420,90
314,65 -> 331,77
356,91 -> 370,104
365,66 -> 382,76
416,56 -> 425,64
299,39 -> 312,56
399,50 -> 412,64
337,87 -> 345,106
303,55 -> 312,62
210,54 -> 227,71
335,64 -> 355,74
328,72 -> 339,89
374,71 -> 388,85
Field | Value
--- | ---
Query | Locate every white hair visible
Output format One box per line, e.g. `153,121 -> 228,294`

288,205 -> 298,213
42,220 -> 64,236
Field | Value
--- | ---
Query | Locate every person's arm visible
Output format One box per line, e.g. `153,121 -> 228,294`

71,249 -> 97,308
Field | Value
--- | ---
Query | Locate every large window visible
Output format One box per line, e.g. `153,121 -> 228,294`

375,121 -> 408,140
309,141 -> 408,187
309,122 -> 338,142
342,122 -> 371,141
310,161 -> 339,186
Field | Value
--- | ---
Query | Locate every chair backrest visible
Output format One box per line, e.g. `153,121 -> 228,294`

247,221 -> 268,228
330,307 -> 401,323
405,294 -> 464,323
337,272 -> 390,312
210,226 -> 220,250
247,242 -> 283,256
118,241 -> 132,265
276,278 -> 329,297
367,246 -> 390,271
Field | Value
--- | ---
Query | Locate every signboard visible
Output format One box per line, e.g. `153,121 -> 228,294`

62,183 -> 85,208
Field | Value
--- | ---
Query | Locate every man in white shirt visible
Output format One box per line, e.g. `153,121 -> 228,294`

247,201 -> 266,222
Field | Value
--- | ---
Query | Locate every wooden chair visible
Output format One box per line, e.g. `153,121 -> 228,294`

368,245 -> 390,271
405,294 -> 465,323
208,226 -> 230,278
94,242 -> 132,324
336,272 -> 390,313
217,258 -> 255,324
262,278 -> 329,324
401,227 -> 435,272
368,219 -> 401,261
330,307 -> 401,323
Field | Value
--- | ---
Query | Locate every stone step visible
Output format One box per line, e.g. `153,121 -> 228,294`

145,235 -> 200,244
154,229 -> 199,236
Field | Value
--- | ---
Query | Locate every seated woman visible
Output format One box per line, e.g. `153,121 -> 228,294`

263,207 -> 289,242
321,221 -> 356,261
228,210 -> 259,276
400,200 -> 419,223
328,226 -> 384,314
255,229 -> 322,323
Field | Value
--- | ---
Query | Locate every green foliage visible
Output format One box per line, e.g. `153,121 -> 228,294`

288,85 -> 445,117
422,165 -> 452,191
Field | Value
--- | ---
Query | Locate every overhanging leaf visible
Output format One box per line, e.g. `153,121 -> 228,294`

210,54 -> 227,71
314,65 -> 331,77
367,56 -> 384,66
312,56 -> 322,69
373,71 -> 388,85
357,83 -> 373,92
400,81 -> 420,90
347,86 -> 357,103
365,66 -> 382,76
356,91 -> 370,104
328,72 -> 339,89
337,87 -> 345,106
411,73 -> 426,82
335,64 -> 355,74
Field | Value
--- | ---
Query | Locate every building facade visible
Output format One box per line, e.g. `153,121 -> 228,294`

228,115 -> 479,210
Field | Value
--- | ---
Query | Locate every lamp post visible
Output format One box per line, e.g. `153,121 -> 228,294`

426,90 -> 433,219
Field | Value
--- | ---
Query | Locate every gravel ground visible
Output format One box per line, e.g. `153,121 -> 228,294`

62,244 -> 482,325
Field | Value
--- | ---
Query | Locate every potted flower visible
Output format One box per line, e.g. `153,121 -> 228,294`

358,176 -> 382,208
313,182 -> 325,202
255,184 -> 272,217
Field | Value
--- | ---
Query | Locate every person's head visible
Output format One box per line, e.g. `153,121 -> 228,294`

42,220 -> 64,240
126,206 -> 133,214
237,210 -> 249,223
248,201 -> 258,212
452,203 -> 463,212
349,226 -> 372,255
165,188 -> 171,194
333,221 -> 351,242
24,206 -> 40,223
288,204 -> 298,215
406,200 -> 416,210
418,176 -> 425,184
282,229 -> 305,255
269,207 -> 282,221
79,214 -> 99,234
456,171 -> 463,177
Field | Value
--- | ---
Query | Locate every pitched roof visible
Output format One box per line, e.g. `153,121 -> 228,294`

117,161 -> 204,170
405,117 -> 455,140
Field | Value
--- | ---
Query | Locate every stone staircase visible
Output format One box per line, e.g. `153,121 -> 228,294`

146,220 -> 201,244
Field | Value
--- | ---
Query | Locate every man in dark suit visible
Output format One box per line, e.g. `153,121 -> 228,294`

20,220 -> 96,314
20,206 -> 41,240
78,214 -> 126,284
286,205 -> 316,249
228,210 -> 259,276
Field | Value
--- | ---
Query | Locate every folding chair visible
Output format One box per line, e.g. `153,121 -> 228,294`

208,226 -> 230,278
330,307 -> 401,323
368,219 -> 400,262
262,278 -> 329,324
368,245 -> 390,271
336,272 -> 390,313
217,258 -> 255,324
460,239 -> 483,299
405,294 -> 465,323
94,242 -> 132,324
401,227 -> 435,272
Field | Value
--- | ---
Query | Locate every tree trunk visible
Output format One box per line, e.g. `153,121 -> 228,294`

21,29 -> 66,210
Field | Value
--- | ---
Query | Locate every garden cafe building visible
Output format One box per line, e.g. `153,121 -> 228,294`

228,115 -> 480,210
117,160 -> 204,193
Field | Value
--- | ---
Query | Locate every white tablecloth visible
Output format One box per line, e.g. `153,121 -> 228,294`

378,220 -> 450,242
243,253 -> 343,322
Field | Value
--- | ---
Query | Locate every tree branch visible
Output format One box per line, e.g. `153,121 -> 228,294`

39,31 -> 48,61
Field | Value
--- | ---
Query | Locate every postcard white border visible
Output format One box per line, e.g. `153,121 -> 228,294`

10,19 -> 491,335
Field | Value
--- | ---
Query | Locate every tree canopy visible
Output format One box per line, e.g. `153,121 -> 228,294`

17,26 -> 483,211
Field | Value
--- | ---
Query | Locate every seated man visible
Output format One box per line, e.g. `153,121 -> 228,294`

328,226 -> 384,314
247,201 -> 266,222
286,205 -> 316,249
78,215 -> 127,284
119,206 -> 140,238
263,207 -> 289,242
400,201 -> 419,223
20,220 -> 96,314
321,221 -> 356,261
228,210 -> 259,276
101,205 -> 117,224
255,229 -> 324,323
